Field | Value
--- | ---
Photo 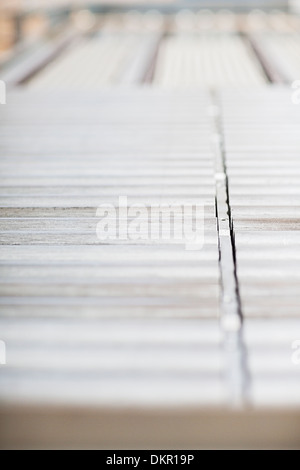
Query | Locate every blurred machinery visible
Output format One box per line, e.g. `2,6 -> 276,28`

0,3 -> 300,87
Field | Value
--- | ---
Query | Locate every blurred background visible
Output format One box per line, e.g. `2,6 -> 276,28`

0,0 -> 299,88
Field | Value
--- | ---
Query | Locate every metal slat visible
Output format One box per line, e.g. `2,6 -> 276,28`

221,87 -> 300,407
0,90 -> 224,420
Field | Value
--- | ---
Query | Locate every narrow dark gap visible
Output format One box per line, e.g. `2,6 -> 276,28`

213,91 -> 252,406
222,117 -> 252,406
224,169 -> 244,324
215,196 -> 221,264
213,88 -> 243,322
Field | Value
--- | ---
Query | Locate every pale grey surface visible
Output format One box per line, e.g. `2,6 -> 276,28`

1,87 -> 300,448
222,88 -> 300,407
0,90 -> 223,414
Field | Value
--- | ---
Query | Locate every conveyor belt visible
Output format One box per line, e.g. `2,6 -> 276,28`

28,33 -> 160,89
10,12 -> 298,90
153,33 -> 267,88
26,32 -> 268,89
